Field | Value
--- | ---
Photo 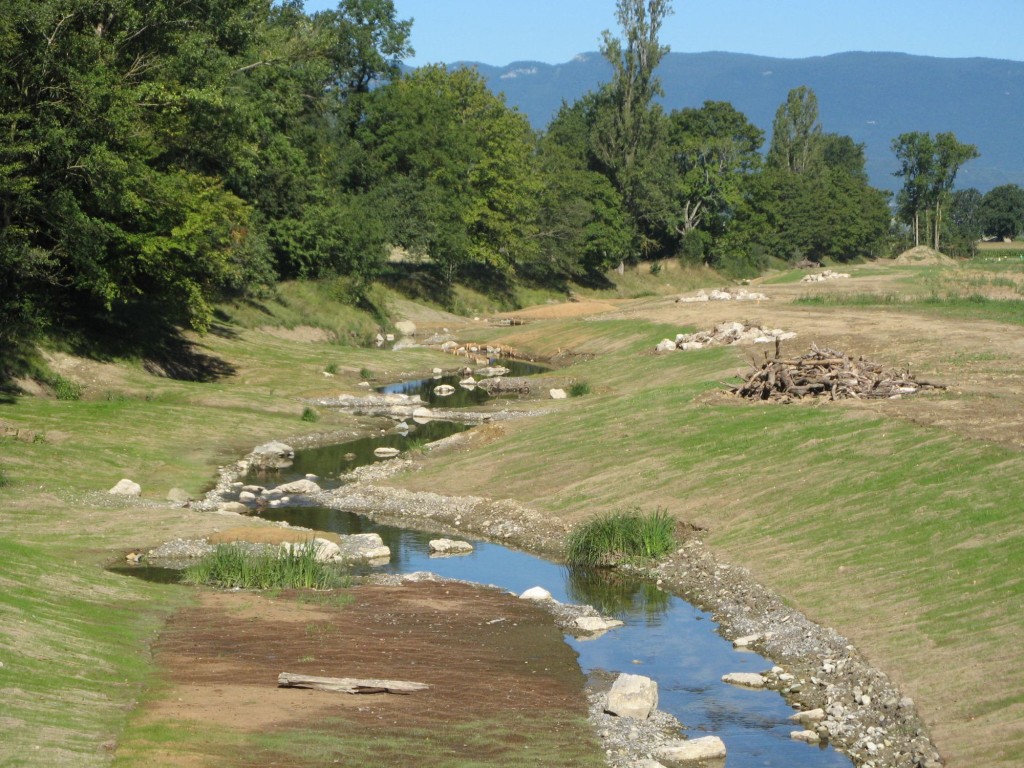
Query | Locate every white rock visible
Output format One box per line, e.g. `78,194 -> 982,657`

656,339 -> 678,352
432,367 -> 443,375
428,538 -> 474,555
732,634 -> 761,648
373,447 -> 401,458
656,735 -> 727,764
250,441 -> 295,470
238,490 -> 256,503
108,479 -> 141,497
217,501 -> 249,514
788,708 -> 826,725
791,730 -> 821,744
458,377 -> 477,389
605,673 -> 658,719
273,478 -> 322,495
519,586 -> 553,601
721,672 -> 766,688
395,320 -> 416,336
281,538 -> 341,563
433,384 -> 456,397
549,388 -> 568,399
575,616 -> 624,633
412,406 -> 434,424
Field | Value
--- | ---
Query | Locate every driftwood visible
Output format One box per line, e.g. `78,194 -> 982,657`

277,673 -> 429,695
729,344 -> 947,403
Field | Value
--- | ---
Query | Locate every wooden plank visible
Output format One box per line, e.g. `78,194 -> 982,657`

277,672 -> 429,695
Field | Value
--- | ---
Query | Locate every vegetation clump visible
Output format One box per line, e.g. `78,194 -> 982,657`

182,543 -> 347,590
565,508 -> 676,567
569,381 -> 591,397
300,406 -> 319,423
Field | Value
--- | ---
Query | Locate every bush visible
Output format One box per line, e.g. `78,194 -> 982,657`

569,381 -> 591,397
48,374 -> 83,401
565,508 -> 676,567
324,362 -> 339,375
301,406 -> 319,423
182,543 -> 348,590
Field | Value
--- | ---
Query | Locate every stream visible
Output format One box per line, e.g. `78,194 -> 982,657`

250,368 -> 853,768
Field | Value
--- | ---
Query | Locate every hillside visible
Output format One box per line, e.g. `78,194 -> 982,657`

460,51 -> 1024,193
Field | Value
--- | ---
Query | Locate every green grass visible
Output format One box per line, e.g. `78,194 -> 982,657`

300,406 -> 319,422
565,507 -> 676,566
182,543 -> 348,590
568,381 -> 591,397
795,291 -> 1024,324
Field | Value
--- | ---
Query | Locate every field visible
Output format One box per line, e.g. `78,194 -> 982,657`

1,258 -> 1022,767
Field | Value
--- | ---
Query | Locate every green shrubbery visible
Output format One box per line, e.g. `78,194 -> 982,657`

182,543 -> 348,590
565,508 -> 676,567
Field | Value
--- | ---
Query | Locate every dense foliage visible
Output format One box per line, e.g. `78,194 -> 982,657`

0,0 -> 978,364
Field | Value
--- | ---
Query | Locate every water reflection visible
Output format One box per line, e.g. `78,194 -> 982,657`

565,565 -> 671,620
376,358 -> 548,407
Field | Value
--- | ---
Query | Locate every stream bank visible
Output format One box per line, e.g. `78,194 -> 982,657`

188,436 -> 943,768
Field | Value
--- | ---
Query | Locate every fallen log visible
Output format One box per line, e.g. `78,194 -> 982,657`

277,673 -> 429,695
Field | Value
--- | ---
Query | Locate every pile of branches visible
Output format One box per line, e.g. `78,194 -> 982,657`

730,344 -> 946,402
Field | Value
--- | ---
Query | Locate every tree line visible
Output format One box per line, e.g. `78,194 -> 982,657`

2,0 -> 1006,357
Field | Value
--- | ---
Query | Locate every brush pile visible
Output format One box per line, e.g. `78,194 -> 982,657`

730,345 -> 946,402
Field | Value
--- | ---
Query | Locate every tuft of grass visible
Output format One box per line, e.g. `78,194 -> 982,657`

301,406 -> 319,423
565,507 -> 676,567
324,362 -> 339,375
569,381 -> 591,397
48,374 -> 83,401
359,367 -> 375,380
182,543 -> 347,590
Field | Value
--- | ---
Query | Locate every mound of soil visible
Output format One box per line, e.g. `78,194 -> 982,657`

893,245 -> 955,265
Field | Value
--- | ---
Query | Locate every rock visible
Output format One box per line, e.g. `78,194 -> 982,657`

549,388 -> 567,399
721,672 -> 766,688
273,478 -> 322,495
108,479 -> 141,497
337,533 -> 390,562
656,339 -> 678,352
217,501 -> 250,514
281,538 -> 341,563
791,730 -> 821,744
633,761 -> 668,768
238,490 -> 256,503
789,708 -> 827,725
166,487 -> 191,503
458,377 -> 477,389
250,441 -> 295,470
655,735 -> 727,764
373,447 -> 401,458
125,551 -> 142,564
428,538 -> 474,555
732,633 -> 761,648
575,616 -> 624,633
394,320 -> 416,336
605,673 -> 658,719
519,586 -> 553,601
433,384 -> 456,397
475,366 -> 509,377
412,406 -> 434,424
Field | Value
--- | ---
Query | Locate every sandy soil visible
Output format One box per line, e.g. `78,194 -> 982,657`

134,583 -> 595,767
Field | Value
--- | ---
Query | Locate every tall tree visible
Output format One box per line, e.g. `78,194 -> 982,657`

590,0 -> 672,235
930,132 -> 979,251
979,184 -> 1024,240
766,86 -> 822,174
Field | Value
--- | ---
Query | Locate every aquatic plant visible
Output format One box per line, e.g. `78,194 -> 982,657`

182,543 -> 348,590
565,507 -> 676,567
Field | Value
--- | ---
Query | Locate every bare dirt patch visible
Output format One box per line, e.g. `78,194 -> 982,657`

133,582 -> 597,766
256,325 -> 335,343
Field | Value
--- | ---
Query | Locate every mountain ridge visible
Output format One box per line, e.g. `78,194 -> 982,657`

445,51 -> 1024,193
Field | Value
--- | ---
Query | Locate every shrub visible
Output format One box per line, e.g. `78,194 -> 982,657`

49,374 -> 83,401
324,362 -> 339,375
182,543 -> 348,590
359,367 -> 375,380
569,381 -> 591,397
565,508 -> 676,567
301,406 -> 319,423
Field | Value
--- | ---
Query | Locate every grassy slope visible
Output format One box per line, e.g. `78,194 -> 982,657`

393,307 -> 1024,767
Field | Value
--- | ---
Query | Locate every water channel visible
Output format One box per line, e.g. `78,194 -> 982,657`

247,362 -> 853,768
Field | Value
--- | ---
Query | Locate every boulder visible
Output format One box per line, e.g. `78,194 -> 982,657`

218,501 -> 250,514
475,365 -> 510,377
373,447 -> 401,458
790,730 -> 821,744
282,538 -> 342,563
273,478 -> 322,495
337,533 -> 390,562
732,634 -> 761,648
238,490 -> 257,503
428,539 -> 474,555
549,388 -> 567,399
250,441 -> 295,470
519,586 -> 553,601
108,479 -> 141,497
458,377 -> 477,389
605,673 -> 658,719
721,672 -> 766,688
655,736 -> 727,765
575,616 -> 624,633
788,708 -> 826,725
412,406 -> 434,424
432,384 -> 456,397
656,339 -> 678,353
394,320 -> 416,336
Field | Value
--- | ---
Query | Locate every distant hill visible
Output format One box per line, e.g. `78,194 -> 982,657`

455,51 -> 1024,194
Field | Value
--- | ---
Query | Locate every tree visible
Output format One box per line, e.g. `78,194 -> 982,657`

766,86 -> 822,174
892,131 -> 978,251
590,0 -> 672,234
944,188 -> 983,257
979,184 -> 1024,240
358,65 -> 540,289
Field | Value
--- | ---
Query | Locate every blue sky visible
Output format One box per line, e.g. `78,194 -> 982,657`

301,0 -> 1024,65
